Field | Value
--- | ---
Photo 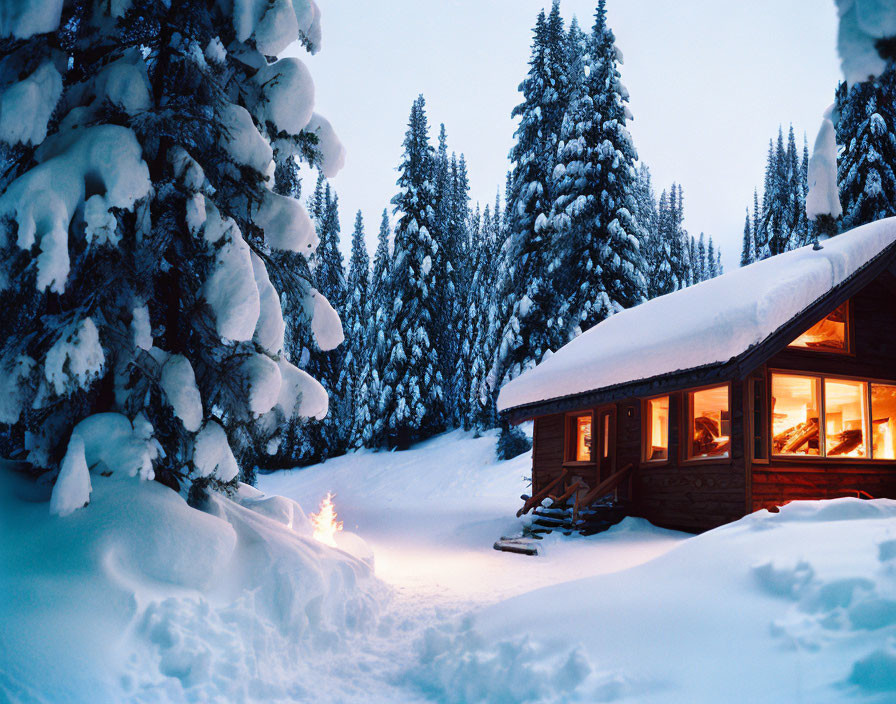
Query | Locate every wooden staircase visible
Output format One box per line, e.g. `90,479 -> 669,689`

494,463 -> 634,554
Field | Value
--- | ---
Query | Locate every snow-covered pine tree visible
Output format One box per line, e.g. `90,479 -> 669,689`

695,232 -> 706,283
0,0 -> 344,506
648,188 -> 675,298
467,196 -> 505,431
343,211 -> 369,448
706,237 -> 717,278
836,63 -> 896,229
383,95 -> 444,448
359,208 -> 392,448
740,208 -> 754,267
752,188 -> 761,260
448,154 -> 473,427
548,0 -> 645,339
488,1 -> 569,405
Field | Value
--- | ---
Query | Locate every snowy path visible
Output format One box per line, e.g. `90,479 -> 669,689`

258,430 -> 687,701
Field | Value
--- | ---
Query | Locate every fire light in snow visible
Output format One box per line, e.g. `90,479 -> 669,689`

310,492 -> 343,547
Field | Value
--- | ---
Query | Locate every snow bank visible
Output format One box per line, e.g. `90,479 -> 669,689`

806,104 -> 843,221
0,467 -> 385,702
0,62 -> 62,146
408,497 -> 896,703
0,0 -> 63,39
0,124 -> 151,293
498,217 -> 896,412
836,0 -> 896,85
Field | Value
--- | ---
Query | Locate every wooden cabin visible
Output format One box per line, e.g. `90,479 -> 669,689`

498,219 -> 896,533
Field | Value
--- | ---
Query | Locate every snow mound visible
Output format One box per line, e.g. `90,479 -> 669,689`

499,217 -> 896,412
0,468 -> 386,703
405,497 -> 896,703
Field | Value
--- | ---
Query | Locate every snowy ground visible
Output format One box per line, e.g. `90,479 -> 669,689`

3,429 -> 896,703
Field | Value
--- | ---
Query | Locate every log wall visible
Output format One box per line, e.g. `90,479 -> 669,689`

753,272 -> 896,511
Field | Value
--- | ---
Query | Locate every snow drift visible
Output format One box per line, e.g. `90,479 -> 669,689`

408,498 -> 896,703
0,467 -> 386,703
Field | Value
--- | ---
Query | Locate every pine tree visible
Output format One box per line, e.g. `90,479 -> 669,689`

0,1 -> 342,499
707,237 -> 717,278
489,1 -> 570,401
295,187 -> 347,461
549,0 -> 645,339
740,208 -> 754,267
650,189 -> 675,297
696,232 -> 706,282
836,64 -> 896,229
344,211 -> 370,448
382,96 -> 444,448
360,209 -> 393,448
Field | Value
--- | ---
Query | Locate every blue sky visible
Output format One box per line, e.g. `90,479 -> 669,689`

300,1 -> 841,272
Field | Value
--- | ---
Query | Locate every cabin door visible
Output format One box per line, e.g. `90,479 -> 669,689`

596,405 -> 617,484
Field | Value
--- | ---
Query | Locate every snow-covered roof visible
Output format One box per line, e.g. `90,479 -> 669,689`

497,217 -> 896,414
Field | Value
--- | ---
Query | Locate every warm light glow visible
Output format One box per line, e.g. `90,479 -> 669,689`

824,379 -> 867,457
687,386 -> 730,459
576,415 -> 592,461
311,492 -> 343,547
789,302 -> 848,351
872,384 -> 896,459
772,374 -> 821,456
646,396 -> 669,461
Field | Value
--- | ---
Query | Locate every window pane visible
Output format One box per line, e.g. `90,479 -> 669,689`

689,386 -> 730,459
576,415 -> 592,461
788,302 -> 848,352
646,396 -> 669,461
871,384 -> 896,460
772,374 -> 821,456
824,379 -> 868,457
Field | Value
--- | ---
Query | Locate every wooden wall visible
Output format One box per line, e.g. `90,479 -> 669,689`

628,385 -> 747,532
528,271 -> 896,532
531,385 -> 748,533
753,272 -> 896,511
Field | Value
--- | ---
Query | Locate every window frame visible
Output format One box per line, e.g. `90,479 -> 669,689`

641,394 -> 671,466
680,382 -> 733,465
563,410 -> 595,466
748,372 -> 769,465
786,300 -> 854,356
769,369 -> 896,463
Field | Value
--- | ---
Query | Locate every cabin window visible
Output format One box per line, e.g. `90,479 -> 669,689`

871,384 -> 896,460
685,385 -> 730,460
772,373 -> 896,460
643,396 -> 669,462
566,412 -> 593,462
824,379 -> 868,457
788,301 -> 850,353
772,374 -> 822,456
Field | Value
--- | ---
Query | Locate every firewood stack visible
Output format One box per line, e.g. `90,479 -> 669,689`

773,417 -> 820,454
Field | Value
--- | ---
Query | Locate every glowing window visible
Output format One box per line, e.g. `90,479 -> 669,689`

788,302 -> 849,352
871,384 -> 896,460
824,379 -> 868,457
686,386 -> 730,459
772,374 -> 821,456
644,396 -> 669,462
566,413 -> 592,462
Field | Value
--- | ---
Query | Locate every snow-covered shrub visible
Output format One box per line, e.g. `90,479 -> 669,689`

0,0 -> 344,506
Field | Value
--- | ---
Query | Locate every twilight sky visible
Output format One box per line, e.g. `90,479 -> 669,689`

298,0 -> 841,272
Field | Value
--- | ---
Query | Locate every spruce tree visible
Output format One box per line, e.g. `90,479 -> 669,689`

383,96 -> 444,448
360,209 -> 393,448
740,208 -> 754,267
489,1 -> 569,399
344,211 -> 369,448
836,64 -> 896,229
0,1 -> 343,500
549,0 -> 645,338
696,232 -> 706,282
